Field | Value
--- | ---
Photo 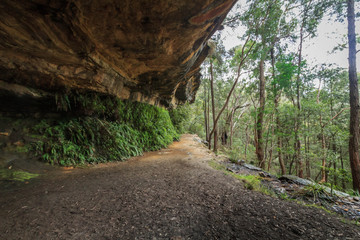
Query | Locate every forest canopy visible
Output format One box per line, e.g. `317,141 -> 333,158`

176,0 -> 360,194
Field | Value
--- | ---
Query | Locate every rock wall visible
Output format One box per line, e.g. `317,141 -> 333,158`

0,0 -> 236,109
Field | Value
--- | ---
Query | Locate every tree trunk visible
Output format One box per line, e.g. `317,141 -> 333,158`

333,161 -> 337,187
267,127 -> 274,172
320,128 -> 326,183
270,48 -> 286,175
332,139 -> 337,186
210,61 -> 217,151
325,160 -> 332,183
347,0 -> 360,192
230,116 -> 233,147
207,90 -> 210,143
289,157 -> 295,175
294,12 -> 306,178
340,147 -> 346,190
305,135 -> 311,179
278,136 -> 285,175
245,125 -> 249,160
203,83 -> 209,142
256,59 -> 266,169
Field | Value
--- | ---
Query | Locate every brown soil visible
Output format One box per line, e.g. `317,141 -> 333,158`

0,134 -> 359,239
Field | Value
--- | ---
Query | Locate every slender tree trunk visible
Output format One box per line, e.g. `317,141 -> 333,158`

267,125 -> 274,172
332,139 -> 337,186
295,84 -> 302,178
207,90 -> 210,142
210,61 -> 217,151
270,48 -> 285,175
289,158 -> 294,175
305,119 -> 311,178
204,83 -> 209,142
256,59 -> 266,169
230,116 -> 233,147
315,170 -> 322,182
317,79 -> 327,183
320,127 -> 326,182
294,14 -> 306,178
340,147 -> 346,190
325,160 -> 332,183
347,0 -> 360,192
333,161 -> 337,187
278,136 -> 285,175
245,125 -> 249,160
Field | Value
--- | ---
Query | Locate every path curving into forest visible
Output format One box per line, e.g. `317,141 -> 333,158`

1,134 -> 359,239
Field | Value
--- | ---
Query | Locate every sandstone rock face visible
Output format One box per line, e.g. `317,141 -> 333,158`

0,0 -> 236,108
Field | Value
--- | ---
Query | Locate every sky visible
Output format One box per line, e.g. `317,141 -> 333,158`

221,1 -> 360,70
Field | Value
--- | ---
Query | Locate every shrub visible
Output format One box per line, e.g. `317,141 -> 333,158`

169,103 -> 191,134
31,94 -> 179,166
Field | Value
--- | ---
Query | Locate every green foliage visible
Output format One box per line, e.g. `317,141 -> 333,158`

208,160 -> 275,196
30,95 -> 179,166
208,160 -> 227,171
189,0 -> 357,193
235,174 -> 262,190
346,189 -> 360,197
303,184 -> 327,201
0,169 -> 39,182
169,103 -> 191,134
233,174 -> 275,196
272,54 -> 298,92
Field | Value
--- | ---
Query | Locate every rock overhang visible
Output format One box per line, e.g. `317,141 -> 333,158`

0,0 -> 236,109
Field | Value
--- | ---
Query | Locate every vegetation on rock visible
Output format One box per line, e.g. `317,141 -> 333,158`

30,92 -> 179,166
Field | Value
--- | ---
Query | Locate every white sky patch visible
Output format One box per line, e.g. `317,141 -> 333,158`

303,19 -> 354,69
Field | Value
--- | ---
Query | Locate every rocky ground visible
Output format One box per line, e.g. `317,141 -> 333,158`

225,161 -> 360,221
1,134 -> 359,239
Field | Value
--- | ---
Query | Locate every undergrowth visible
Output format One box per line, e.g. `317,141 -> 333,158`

30,92 -> 179,166
0,169 -> 39,182
169,103 -> 191,134
208,160 -> 275,196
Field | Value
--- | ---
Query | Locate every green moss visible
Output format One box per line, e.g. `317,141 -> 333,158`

208,160 -> 275,196
0,169 -> 39,181
208,160 -> 227,171
304,203 -> 333,215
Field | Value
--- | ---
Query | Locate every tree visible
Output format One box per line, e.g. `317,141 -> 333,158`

207,37 -> 255,152
185,0 -> 359,192
347,0 -> 360,192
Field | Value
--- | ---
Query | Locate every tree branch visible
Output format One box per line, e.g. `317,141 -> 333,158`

321,107 -> 350,128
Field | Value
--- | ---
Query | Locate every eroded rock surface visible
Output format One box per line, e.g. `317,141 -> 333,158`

0,0 -> 236,108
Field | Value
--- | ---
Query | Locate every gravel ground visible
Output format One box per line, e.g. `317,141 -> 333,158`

1,134 -> 359,239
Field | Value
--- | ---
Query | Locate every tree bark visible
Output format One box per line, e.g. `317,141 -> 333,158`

270,48 -> 285,175
295,20 -> 304,178
267,125 -> 274,172
245,125 -> 249,160
210,61 -> 217,152
320,126 -> 326,183
347,0 -> 360,192
256,59 -> 266,169
207,89 -> 210,142
340,147 -> 346,190
203,82 -> 209,142
305,119 -> 311,178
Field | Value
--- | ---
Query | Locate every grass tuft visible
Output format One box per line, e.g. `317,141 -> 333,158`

0,169 -> 39,182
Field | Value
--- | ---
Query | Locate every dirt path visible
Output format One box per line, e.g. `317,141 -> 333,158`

1,134 -> 359,239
